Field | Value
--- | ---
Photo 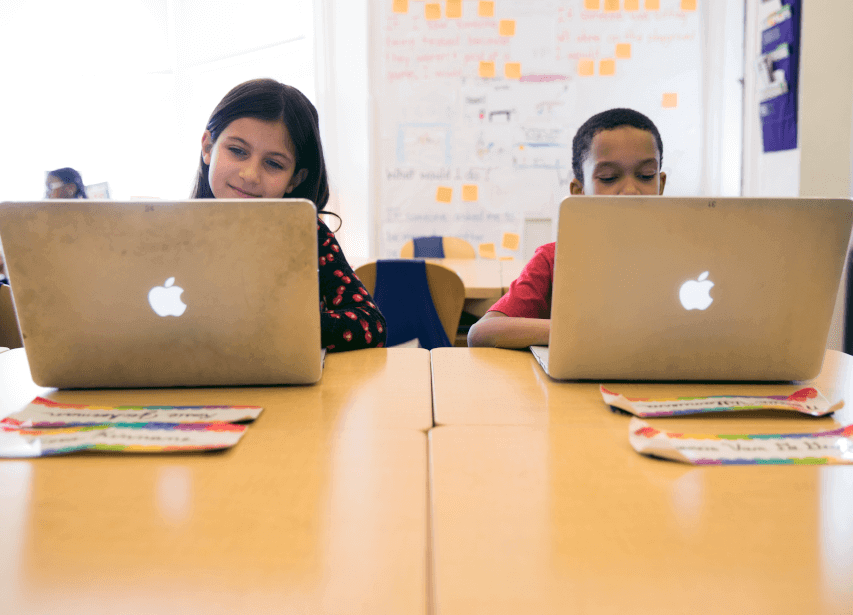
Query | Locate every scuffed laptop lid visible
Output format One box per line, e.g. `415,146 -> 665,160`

0,199 -> 323,388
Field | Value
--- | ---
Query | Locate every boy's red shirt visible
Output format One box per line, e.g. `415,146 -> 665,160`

489,243 -> 555,319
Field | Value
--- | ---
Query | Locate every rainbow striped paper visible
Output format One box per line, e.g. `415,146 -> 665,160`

601,386 -> 841,418
0,422 -> 248,458
1,396 -> 263,428
629,417 -> 853,465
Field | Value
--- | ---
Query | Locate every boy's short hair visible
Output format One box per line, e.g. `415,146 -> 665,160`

571,108 -> 663,186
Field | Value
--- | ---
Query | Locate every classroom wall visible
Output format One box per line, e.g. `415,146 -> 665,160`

0,0 -> 316,201
798,3 -> 853,200
320,1 -> 744,258
315,0 -> 372,258
742,0 -> 853,351
799,0 -> 853,353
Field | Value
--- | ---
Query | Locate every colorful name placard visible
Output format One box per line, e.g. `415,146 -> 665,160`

0,423 -> 249,458
629,418 -> 853,466
1,396 -> 263,428
601,386 -> 841,418
0,397 -> 263,457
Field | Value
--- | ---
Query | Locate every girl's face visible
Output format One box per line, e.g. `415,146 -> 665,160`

570,125 -> 666,196
202,117 -> 307,199
45,175 -> 77,199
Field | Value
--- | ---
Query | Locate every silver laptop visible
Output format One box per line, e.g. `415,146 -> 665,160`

0,199 -> 324,388
531,196 -> 853,381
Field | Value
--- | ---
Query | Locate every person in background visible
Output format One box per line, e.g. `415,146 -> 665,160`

190,78 -> 387,352
467,107 -> 667,348
45,167 -> 87,199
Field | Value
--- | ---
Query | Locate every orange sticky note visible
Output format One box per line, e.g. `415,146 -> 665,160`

478,1 -> 494,17
624,0 -> 639,9
425,3 -> 441,19
681,0 -> 697,9
436,186 -> 453,203
462,184 -> 479,201
392,0 -> 409,13
645,0 -> 660,9
502,232 -> 520,251
604,0 -> 620,11
504,62 -> 521,79
599,59 -> 616,76
578,59 -> 594,76
616,43 -> 631,58
662,92 -> 678,108
584,0 -> 601,9
446,0 -> 462,18
479,243 -> 497,259
499,20 -> 516,36
479,61 -> 495,78
499,256 -> 515,261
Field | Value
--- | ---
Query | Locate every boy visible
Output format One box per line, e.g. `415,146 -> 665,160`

468,108 -> 666,348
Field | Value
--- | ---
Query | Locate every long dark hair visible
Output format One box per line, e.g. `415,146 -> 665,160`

47,167 -> 87,198
190,78 -> 331,212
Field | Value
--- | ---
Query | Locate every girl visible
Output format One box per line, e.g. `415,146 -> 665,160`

46,167 -> 87,198
191,78 -> 386,351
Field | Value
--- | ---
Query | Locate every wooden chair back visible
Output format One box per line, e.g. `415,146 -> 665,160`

355,262 -> 465,344
399,237 -> 476,259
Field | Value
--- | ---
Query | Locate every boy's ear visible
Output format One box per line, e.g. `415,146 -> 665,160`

201,130 -> 214,165
285,168 -> 309,194
569,178 -> 585,195
658,171 -> 667,195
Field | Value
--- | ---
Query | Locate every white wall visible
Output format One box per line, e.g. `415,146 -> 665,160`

701,0 -> 745,196
742,0 -> 853,351
0,0 -> 314,201
314,0 -> 372,258
741,0 -> 800,197
799,0 -> 853,352
798,4 -> 853,199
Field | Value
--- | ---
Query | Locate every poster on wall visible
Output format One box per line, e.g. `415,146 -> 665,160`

373,0 -> 702,259
757,0 -> 800,152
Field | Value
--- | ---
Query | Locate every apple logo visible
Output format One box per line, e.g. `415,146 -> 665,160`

148,277 -> 187,317
679,271 -> 714,311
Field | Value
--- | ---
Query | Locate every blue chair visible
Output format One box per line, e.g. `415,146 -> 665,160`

354,260 -> 465,349
400,236 -> 476,259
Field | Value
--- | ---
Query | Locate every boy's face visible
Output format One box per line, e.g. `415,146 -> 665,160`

570,126 -> 666,196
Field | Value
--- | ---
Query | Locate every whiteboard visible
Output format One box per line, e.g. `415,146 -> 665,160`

372,0 -> 701,258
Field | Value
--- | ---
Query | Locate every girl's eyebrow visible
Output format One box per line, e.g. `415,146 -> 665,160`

225,136 -> 292,162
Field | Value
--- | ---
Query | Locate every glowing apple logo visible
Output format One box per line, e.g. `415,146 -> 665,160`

679,271 -> 714,311
148,277 -> 187,317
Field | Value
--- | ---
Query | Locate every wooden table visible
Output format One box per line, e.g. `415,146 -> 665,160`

424,258 -> 501,300
0,348 -> 431,615
431,347 -> 853,428
428,258 -> 502,319
429,348 -> 853,614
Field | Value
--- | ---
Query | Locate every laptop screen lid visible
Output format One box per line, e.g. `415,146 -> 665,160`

0,199 -> 323,388
543,196 -> 853,381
